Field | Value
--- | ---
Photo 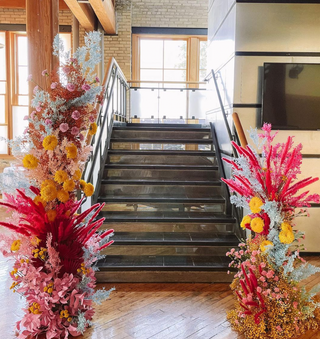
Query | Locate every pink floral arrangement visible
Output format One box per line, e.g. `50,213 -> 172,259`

223,124 -> 320,338
0,32 -> 114,338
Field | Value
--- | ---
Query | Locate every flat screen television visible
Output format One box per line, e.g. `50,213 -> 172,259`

262,63 -> 320,130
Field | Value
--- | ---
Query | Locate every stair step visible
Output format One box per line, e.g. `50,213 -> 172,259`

112,232 -> 239,246
102,179 -> 221,186
108,150 -> 215,156
98,196 -> 225,203
111,138 -> 212,144
99,211 -> 236,223
105,164 -> 218,170
97,255 -> 232,271
126,123 -> 203,128
114,126 -> 210,132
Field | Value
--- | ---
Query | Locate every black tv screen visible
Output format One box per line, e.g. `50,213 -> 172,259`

262,63 -> 320,130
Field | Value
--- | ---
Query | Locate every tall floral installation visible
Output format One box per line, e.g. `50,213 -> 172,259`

223,123 -> 320,338
0,32 -> 115,339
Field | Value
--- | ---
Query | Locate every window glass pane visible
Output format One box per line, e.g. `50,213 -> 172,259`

0,32 -> 6,81
59,33 -> 72,65
140,69 -> 163,87
164,40 -> 186,69
17,36 -> 28,66
18,66 -> 29,95
164,70 -> 186,82
12,106 -> 28,138
0,94 -> 5,123
0,82 -> 6,94
18,96 -> 29,106
140,39 -> 163,69
200,41 -> 207,71
0,125 -> 8,154
199,69 -> 207,82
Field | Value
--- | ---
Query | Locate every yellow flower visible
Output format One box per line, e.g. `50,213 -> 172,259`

63,179 -> 75,192
54,170 -> 68,184
73,169 -> 82,181
33,195 -> 47,208
57,189 -> 69,203
260,240 -> 274,252
251,217 -> 264,233
11,240 -> 21,252
279,229 -> 295,244
88,122 -> 97,135
281,222 -> 292,233
84,183 -> 94,197
79,180 -> 87,190
249,197 -> 263,214
47,210 -> 57,222
41,185 -> 57,202
41,179 -> 56,189
240,215 -> 251,230
22,154 -> 39,169
67,317 -> 72,322
42,135 -> 58,151
66,143 -> 78,159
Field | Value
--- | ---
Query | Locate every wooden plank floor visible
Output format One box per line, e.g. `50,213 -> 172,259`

1,205 -> 320,338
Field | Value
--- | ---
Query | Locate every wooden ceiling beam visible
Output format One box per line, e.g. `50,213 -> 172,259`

0,0 -> 69,11
63,0 -> 96,31
89,0 -> 116,34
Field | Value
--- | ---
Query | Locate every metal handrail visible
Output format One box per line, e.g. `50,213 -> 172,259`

82,57 -> 129,209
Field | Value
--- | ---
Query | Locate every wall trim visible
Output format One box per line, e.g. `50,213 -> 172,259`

0,24 -> 72,33
237,0 -> 320,3
233,103 -> 262,108
132,27 -> 208,36
235,51 -> 320,57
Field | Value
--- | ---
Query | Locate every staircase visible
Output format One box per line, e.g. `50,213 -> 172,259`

96,123 -> 239,282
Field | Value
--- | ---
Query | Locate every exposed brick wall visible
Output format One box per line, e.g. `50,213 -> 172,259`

132,0 -> 208,28
0,8 -> 73,26
104,0 -> 132,80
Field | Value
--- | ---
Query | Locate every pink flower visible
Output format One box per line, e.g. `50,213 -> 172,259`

79,133 -> 84,141
23,115 -> 29,120
30,111 -> 36,119
63,66 -> 71,74
266,271 -> 274,279
260,262 -> 266,268
72,110 -> 80,120
51,82 -> 58,89
239,250 -> 244,255
271,292 -> 276,298
230,248 -> 235,254
274,287 -> 280,292
67,83 -> 76,92
36,105 -> 42,112
263,282 -> 268,287
59,123 -> 69,132
257,287 -> 262,293
274,276 -> 279,281
82,84 -> 91,91
27,74 -> 32,81
252,250 -> 257,256
33,86 -> 39,94
261,270 -> 267,276
95,77 -> 100,83
41,69 -> 48,76
89,115 -> 95,123
259,276 -> 266,282
276,294 -> 281,300
71,127 -> 80,135
276,326 -> 282,332
293,302 -> 298,309
45,119 -> 52,125
23,128 -> 28,134
251,257 -> 256,263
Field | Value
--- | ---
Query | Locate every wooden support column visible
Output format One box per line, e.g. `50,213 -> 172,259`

26,0 -> 59,96
72,15 -> 80,52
